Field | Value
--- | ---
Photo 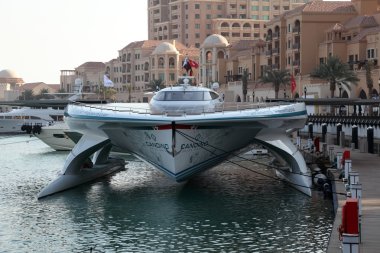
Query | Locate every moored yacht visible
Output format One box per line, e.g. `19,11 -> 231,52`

0,106 -> 65,134
38,78 -> 311,198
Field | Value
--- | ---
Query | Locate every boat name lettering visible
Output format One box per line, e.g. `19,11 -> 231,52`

146,141 -> 169,150
181,141 -> 208,150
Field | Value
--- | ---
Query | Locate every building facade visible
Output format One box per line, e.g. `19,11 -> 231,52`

148,0 -> 311,47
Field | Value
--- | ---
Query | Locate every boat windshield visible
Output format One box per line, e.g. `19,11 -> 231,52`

154,91 -> 214,101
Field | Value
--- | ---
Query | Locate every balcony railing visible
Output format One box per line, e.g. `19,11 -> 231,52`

292,26 -> 300,33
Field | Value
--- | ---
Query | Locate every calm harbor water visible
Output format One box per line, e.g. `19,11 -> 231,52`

0,135 -> 334,253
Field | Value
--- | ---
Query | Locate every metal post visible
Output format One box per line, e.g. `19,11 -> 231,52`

367,127 -> 374,154
352,125 -> 358,149
337,123 -> 342,146
336,152 -> 343,170
308,122 -> 313,139
344,159 -> 352,180
322,123 -> 327,143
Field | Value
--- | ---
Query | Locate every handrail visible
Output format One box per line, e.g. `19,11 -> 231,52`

70,101 -> 298,117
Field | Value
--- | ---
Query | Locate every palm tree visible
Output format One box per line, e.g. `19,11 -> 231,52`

365,60 -> 374,115
149,79 -> 165,91
19,89 -> 34,100
260,69 -> 290,99
311,56 -> 359,99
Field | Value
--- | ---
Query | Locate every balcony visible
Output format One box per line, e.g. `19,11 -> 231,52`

272,48 -> 280,54
292,43 -> 300,50
292,26 -> 300,33
266,50 -> 272,56
273,32 -> 280,39
293,60 -> 300,66
272,63 -> 280,69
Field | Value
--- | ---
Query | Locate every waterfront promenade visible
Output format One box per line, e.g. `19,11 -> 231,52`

325,145 -> 380,252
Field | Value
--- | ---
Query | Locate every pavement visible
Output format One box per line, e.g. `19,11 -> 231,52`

320,145 -> 380,253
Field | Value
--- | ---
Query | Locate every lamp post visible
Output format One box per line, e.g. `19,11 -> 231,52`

304,86 -> 307,99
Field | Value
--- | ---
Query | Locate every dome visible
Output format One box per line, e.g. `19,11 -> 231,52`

0,69 -> 21,79
152,42 -> 179,55
201,34 -> 229,48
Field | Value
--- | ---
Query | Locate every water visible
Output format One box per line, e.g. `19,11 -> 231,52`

0,135 -> 334,253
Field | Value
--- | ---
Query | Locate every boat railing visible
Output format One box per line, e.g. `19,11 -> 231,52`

71,101 -> 295,116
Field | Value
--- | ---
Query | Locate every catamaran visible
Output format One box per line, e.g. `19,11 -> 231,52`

38,78 -> 311,198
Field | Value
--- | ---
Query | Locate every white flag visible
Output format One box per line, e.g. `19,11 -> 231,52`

104,75 -> 114,87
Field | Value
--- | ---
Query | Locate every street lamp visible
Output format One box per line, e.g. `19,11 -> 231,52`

304,86 -> 307,99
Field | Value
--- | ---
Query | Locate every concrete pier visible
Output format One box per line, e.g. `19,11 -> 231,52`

323,145 -> 380,252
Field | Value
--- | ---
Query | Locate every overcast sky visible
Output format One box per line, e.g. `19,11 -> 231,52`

0,0 -> 147,84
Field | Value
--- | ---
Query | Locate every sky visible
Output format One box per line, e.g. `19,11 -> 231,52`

0,0 -> 348,84
0,0 -> 147,84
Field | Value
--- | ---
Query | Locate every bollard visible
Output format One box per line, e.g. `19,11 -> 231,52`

336,152 -> 343,170
337,123 -> 342,146
367,127 -> 374,154
342,234 -> 360,253
350,184 -> 362,216
308,122 -> 313,139
322,123 -> 327,143
352,125 -> 358,149
349,171 -> 359,185
340,198 -> 359,253
344,159 -> 352,181
340,131 -> 346,148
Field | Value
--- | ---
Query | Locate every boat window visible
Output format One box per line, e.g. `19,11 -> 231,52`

155,91 -> 206,101
153,92 -> 165,101
53,134 -> 66,138
5,116 -> 12,119
209,91 -> 219,100
30,116 -> 42,119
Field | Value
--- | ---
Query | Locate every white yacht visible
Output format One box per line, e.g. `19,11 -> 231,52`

33,121 -> 76,151
38,78 -> 311,198
0,106 -> 65,134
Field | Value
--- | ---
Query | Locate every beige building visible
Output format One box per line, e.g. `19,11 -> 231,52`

148,0 -> 311,47
60,62 -> 106,96
0,69 -> 24,101
250,0 -> 380,103
106,40 -> 199,102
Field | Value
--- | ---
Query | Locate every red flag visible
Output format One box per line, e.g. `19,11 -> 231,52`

291,74 -> 296,93
188,59 -> 199,68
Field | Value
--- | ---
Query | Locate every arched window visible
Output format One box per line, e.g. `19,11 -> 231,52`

221,22 -> 229,28
232,23 -> 240,28
169,57 -> 175,68
243,23 -> 251,29
359,90 -> 367,99
151,58 -> 155,67
206,51 -> 212,63
158,57 -> 165,68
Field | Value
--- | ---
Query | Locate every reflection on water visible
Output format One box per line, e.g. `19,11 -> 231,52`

0,136 -> 333,252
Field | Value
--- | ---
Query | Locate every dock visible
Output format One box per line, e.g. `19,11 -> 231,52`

317,145 -> 380,252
